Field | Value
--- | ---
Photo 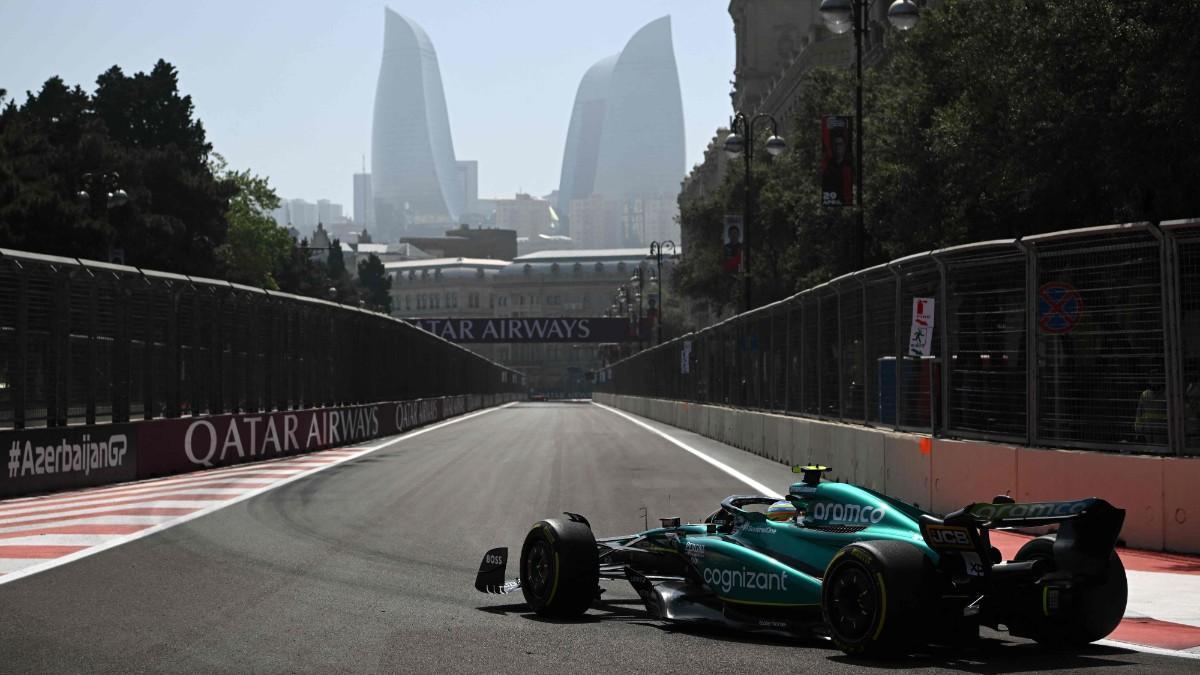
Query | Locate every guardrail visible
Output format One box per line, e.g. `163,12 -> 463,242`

597,218 -> 1200,456
0,248 -> 525,430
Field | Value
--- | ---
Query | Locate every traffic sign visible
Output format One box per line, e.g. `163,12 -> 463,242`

1037,282 -> 1083,334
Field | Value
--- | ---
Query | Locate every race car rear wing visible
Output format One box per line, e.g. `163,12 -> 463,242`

945,497 -> 1117,529
940,497 -> 1125,579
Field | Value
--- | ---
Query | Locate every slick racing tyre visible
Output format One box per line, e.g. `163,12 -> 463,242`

519,518 -> 599,618
821,540 -> 935,657
1015,535 -> 1127,647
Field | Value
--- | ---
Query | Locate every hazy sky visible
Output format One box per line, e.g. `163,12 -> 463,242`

0,1 -> 737,214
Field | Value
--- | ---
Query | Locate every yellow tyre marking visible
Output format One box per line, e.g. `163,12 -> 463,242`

548,550 -> 560,604
872,572 -> 888,641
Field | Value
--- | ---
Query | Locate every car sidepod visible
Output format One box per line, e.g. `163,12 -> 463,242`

682,535 -> 822,608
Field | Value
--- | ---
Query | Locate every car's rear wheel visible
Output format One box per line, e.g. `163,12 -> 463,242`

519,518 -> 598,618
821,540 -> 935,657
1014,535 -> 1127,647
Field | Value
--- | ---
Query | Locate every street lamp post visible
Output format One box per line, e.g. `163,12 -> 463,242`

818,0 -> 920,271
649,240 -> 676,343
77,172 -> 130,263
724,115 -> 786,313
629,267 -> 646,349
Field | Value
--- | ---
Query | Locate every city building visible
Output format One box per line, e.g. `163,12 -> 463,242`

494,193 -> 554,240
400,225 -> 518,261
387,248 -> 671,395
568,195 -> 617,250
317,199 -> 343,225
371,9 -> 465,239
729,0 -> 853,137
353,172 -> 373,227
455,160 -> 479,216
555,17 -> 685,248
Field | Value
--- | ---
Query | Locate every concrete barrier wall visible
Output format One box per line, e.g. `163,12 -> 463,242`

593,393 -> 1199,554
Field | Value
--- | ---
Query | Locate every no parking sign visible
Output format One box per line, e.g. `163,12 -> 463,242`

1038,282 -> 1083,334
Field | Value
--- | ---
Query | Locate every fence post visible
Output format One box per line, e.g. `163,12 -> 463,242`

858,274 -> 869,425
86,271 -> 97,425
1154,225 -> 1186,456
784,302 -> 791,412
798,294 -> 806,415
890,264 -> 903,431
836,285 -> 845,420
113,276 -> 130,425
142,281 -> 154,421
166,285 -> 181,418
50,269 -> 70,427
1016,239 -> 1039,447
934,254 -> 949,436
11,267 -> 28,429
816,292 -> 823,417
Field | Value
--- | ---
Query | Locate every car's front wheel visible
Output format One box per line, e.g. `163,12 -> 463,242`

519,518 -> 598,618
821,540 -> 935,657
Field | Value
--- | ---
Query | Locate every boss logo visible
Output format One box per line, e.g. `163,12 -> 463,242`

926,525 -> 973,548
484,554 -> 504,566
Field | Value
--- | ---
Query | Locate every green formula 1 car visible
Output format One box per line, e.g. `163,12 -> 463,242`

475,466 -> 1128,656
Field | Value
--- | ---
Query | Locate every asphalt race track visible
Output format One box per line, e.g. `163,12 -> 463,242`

0,402 -> 1191,673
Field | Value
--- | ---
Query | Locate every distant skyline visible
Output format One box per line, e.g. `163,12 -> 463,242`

0,1 -> 737,212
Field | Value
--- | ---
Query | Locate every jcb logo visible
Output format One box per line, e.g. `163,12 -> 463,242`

927,526 -> 973,549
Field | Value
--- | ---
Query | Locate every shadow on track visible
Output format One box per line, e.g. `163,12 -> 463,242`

828,640 -> 1150,674
476,598 -> 652,625
478,599 -> 1154,672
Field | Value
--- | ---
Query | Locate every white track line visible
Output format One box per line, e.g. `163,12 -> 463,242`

1095,639 -> 1200,661
0,402 -> 516,587
591,401 -> 781,498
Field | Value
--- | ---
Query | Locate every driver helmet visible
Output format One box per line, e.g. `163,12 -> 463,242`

765,499 -> 798,522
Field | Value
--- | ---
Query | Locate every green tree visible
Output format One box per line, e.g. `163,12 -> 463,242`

211,155 -> 291,289
0,60 -> 234,274
357,253 -> 393,313
677,0 -> 1200,313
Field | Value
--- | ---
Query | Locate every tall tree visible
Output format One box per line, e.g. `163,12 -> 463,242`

677,0 -> 1200,314
211,155 -> 292,289
357,253 -> 393,313
0,60 -> 233,274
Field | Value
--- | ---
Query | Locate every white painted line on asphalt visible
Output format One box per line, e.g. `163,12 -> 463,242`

591,401 -> 781,499
0,402 -> 517,587
1095,639 -> 1200,661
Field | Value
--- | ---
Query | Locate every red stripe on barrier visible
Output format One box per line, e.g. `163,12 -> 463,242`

0,524 -> 150,539
1111,617 -> 1200,651
0,545 -> 88,558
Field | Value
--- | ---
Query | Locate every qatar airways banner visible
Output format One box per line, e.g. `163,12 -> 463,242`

137,397 -> 467,477
410,317 -> 638,343
0,395 -> 511,499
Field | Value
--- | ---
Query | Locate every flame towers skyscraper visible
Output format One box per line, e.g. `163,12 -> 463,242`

556,17 -> 685,245
371,9 -> 464,240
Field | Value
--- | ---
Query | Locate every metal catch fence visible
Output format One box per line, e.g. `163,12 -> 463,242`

0,249 -> 524,430
598,219 -> 1200,456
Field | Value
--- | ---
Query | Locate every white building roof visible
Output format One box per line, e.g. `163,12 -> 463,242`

383,257 -> 510,271
513,248 -> 654,263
